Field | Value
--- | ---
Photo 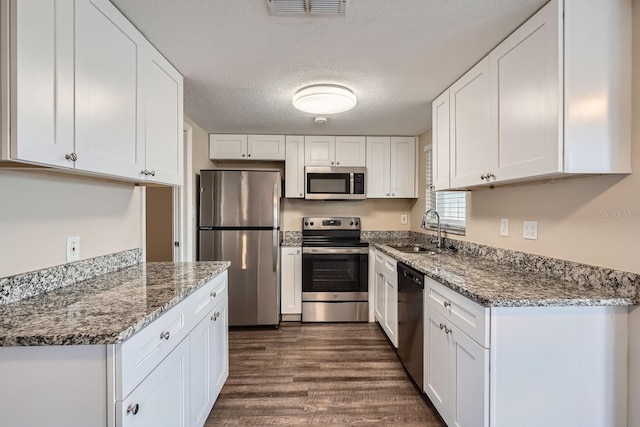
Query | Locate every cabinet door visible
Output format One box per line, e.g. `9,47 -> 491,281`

432,90 -> 451,191
285,136 -> 305,198
247,135 -> 285,160
383,274 -> 398,348
449,57 -> 492,189
390,137 -> 416,197
489,0 -> 560,182
210,296 -> 229,402
424,309 -> 450,421
280,247 -> 302,314
335,136 -> 366,166
374,268 -> 385,323
366,137 -> 390,198
190,315 -> 213,427
450,323 -> 489,427
304,135 -> 335,166
209,134 -> 248,160
12,0 -> 74,167
119,338 -> 190,427
74,0 -> 144,179
141,46 -> 184,186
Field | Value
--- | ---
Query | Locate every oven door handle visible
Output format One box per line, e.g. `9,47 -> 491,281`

302,247 -> 369,255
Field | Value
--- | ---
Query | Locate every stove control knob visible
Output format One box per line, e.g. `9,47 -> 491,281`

350,221 -> 354,226
304,222 -> 309,226
310,222 -> 314,226
355,221 -> 359,226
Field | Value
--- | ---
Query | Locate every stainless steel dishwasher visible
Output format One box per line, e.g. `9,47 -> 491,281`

397,262 -> 424,389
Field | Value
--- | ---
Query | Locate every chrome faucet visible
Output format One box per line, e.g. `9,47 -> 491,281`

421,209 -> 442,249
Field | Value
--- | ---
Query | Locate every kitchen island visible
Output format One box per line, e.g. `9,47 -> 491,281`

0,261 -> 230,427
368,241 -> 633,427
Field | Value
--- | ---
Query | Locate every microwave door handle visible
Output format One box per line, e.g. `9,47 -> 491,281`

350,172 -> 354,195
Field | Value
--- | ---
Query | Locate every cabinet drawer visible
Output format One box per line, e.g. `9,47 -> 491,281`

375,251 -> 397,279
425,277 -> 489,347
119,301 -> 190,399
188,272 -> 228,327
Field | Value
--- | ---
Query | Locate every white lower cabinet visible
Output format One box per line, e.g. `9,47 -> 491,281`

425,308 -> 488,427
118,337 -> 190,427
424,277 -> 628,427
373,250 -> 398,347
280,247 -> 302,315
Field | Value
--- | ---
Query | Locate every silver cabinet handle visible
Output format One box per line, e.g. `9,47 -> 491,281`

160,331 -> 170,340
210,291 -> 217,298
444,301 -> 451,308
127,403 -> 139,415
65,153 -> 78,161
439,323 -> 451,334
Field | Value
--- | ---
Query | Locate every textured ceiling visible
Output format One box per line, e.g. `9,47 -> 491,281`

110,0 -> 547,136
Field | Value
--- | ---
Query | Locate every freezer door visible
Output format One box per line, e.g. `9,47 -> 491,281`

199,229 -> 280,326
199,170 -> 281,228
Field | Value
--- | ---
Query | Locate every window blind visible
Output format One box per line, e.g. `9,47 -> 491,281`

425,146 -> 466,232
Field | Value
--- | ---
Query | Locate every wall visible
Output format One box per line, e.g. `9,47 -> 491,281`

145,186 -> 173,262
188,116 -> 413,231
0,170 -> 141,278
411,4 -> 640,424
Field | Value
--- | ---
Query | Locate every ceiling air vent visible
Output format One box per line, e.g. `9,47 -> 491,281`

267,0 -> 347,17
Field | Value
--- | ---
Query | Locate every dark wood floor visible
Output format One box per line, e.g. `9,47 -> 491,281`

206,322 -> 446,426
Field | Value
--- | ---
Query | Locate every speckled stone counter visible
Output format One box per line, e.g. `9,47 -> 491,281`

372,243 -> 637,308
0,261 -> 230,347
282,231 -> 302,247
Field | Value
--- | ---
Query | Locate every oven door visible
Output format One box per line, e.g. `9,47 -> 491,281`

302,247 -> 368,301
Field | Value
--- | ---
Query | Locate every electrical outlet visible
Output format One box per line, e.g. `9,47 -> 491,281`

400,214 -> 408,225
67,236 -> 80,262
523,221 -> 538,240
500,218 -> 509,237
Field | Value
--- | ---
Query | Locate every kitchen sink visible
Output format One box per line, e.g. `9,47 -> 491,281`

387,243 -> 457,255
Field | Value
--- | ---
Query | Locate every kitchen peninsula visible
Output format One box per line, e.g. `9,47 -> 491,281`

0,261 -> 230,427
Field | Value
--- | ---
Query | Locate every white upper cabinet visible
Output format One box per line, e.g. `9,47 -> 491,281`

436,0 -> 631,190
141,46 -> 184,186
365,137 -> 390,197
11,0 -> 74,168
74,0 -> 145,180
5,0 -> 185,185
431,90 -> 450,191
209,134 -> 247,159
390,137 -> 416,198
304,135 -> 336,166
209,134 -> 285,160
247,135 -> 285,160
449,57 -> 492,189
285,136 -> 305,198
304,135 -> 365,166
366,136 -> 416,198
335,136 -> 366,167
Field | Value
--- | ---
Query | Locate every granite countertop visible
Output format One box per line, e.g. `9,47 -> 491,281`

371,241 -> 637,308
0,261 -> 230,347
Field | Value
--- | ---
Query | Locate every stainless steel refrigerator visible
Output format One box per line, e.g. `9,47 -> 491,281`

198,170 -> 281,327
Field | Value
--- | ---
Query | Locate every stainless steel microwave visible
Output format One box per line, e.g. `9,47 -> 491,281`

304,166 -> 366,200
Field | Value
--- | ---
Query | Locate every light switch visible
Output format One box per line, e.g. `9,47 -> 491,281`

67,236 -> 80,262
500,218 -> 509,237
400,214 -> 408,225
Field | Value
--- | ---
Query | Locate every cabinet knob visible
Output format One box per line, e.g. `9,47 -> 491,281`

392,193 -> 395,196
336,162 -> 340,165
160,331 -> 170,340
480,174 -> 487,180
211,312 -> 220,321
150,170 -> 156,177
443,301 -> 451,308
210,291 -> 217,298
126,403 -> 139,415
299,193 -> 303,197
242,154 -> 246,157
65,152 -> 78,161
430,185 -> 435,191
487,173 -> 495,179
296,250 -> 300,255
141,169 -> 148,176
386,193 -> 390,196
331,161 -> 334,165
248,154 -> 251,157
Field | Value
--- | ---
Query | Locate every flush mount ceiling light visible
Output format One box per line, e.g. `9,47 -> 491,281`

293,84 -> 357,114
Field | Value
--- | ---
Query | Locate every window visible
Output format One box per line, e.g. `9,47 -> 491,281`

425,146 -> 466,234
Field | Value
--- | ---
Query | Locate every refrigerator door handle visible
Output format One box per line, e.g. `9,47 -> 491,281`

273,183 -> 279,228
272,228 -> 278,272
